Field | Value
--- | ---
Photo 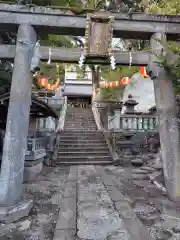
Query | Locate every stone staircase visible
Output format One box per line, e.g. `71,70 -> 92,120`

56,106 -> 113,165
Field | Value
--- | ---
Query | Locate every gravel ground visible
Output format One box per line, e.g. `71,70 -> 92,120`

0,166 -> 70,240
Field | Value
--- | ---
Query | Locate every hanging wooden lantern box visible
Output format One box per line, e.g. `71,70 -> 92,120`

84,14 -> 114,60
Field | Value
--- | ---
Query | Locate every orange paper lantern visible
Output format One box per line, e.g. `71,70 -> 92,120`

44,77 -> 61,91
139,67 -> 149,78
39,78 -> 47,87
121,77 -> 130,85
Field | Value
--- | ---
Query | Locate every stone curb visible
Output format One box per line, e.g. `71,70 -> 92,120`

53,166 -> 78,240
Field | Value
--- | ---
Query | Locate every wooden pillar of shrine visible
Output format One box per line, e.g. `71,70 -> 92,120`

0,24 -> 37,214
150,33 -> 180,202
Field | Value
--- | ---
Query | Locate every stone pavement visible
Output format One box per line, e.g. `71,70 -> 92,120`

1,164 -> 180,240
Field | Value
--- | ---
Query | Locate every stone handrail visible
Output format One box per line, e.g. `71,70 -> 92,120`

92,102 -> 103,130
26,137 -> 46,152
92,102 -> 119,161
119,114 -> 158,131
56,96 -> 67,132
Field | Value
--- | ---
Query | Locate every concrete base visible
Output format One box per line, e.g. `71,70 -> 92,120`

23,159 -> 43,183
0,199 -> 33,223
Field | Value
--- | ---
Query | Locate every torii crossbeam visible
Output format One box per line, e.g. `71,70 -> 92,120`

0,4 -> 180,39
0,44 -> 149,66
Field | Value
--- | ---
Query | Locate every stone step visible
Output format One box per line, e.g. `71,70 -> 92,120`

66,114 -> 94,116
58,151 -> 110,156
58,139 -> 105,144
65,121 -> 96,123
64,121 -> 95,124
65,122 -> 96,124
65,117 -> 94,120
56,160 -> 113,165
65,120 -> 95,122
66,120 -> 94,122
64,123 -> 96,127
60,131 -> 103,136
64,124 -> 96,127
58,143 -> 107,148
58,146 -> 109,151
66,115 -> 94,117
61,130 -> 102,132
64,126 -> 96,131
66,113 -> 94,116
65,114 -> 94,117
66,109 -> 92,112
57,155 -> 113,162
59,136 -> 104,140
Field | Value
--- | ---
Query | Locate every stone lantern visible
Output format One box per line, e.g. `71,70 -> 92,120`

124,94 -> 138,114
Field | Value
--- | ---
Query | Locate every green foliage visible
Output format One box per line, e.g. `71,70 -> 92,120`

40,62 -> 65,82
141,0 -> 180,15
139,0 -> 180,94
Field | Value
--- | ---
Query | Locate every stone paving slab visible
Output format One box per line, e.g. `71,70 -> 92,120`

77,165 -> 130,240
53,229 -> 76,240
97,166 -> 154,240
63,187 -> 76,198
67,166 -> 78,182
55,197 -> 76,230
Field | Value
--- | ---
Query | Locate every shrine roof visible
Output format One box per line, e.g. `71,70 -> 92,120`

0,92 -> 58,119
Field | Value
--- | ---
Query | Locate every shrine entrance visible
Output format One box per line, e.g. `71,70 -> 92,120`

67,96 -> 92,108
0,3 -> 179,221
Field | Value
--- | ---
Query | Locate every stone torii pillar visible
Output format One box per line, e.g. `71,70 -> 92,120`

150,33 -> 180,202
0,24 -> 37,222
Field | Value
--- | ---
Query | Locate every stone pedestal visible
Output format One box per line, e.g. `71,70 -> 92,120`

24,158 -> 43,183
0,199 -> 34,223
0,24 -> 37,220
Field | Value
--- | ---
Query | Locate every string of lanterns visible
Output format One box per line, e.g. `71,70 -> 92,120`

38,64 -> 149,90
100,76 -> 130,88
100,67 -> 149,88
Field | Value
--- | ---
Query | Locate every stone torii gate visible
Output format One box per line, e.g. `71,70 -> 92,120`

0,3 -> 180,221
